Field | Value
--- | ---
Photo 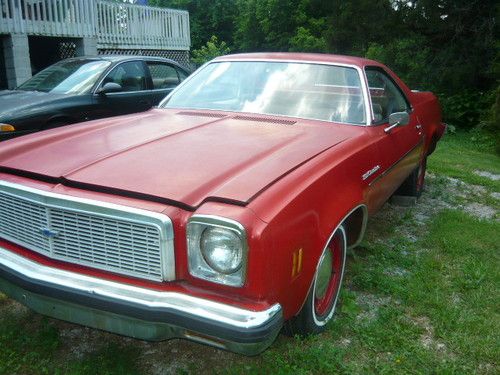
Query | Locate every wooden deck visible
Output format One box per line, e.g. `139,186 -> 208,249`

0,0 -> 190,50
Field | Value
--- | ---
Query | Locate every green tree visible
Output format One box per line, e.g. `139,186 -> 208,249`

149,0 -> 238,50
148,0 -> 498,133
191,35 -> 231,65
234,0 -> 301,51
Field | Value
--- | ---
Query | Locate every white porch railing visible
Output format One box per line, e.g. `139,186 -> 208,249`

0,0 -> 190,50
96,1 -> 190,50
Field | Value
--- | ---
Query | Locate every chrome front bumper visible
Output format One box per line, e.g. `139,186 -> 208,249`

0,246 -> 283,355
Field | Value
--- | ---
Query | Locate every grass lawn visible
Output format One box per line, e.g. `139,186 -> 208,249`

0,131 -> 498,374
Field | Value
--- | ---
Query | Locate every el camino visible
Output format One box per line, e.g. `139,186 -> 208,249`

0,53 -> 445,355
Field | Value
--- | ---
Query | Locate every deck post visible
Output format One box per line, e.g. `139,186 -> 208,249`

2,33 -> 31,89
75,37 -> 98,56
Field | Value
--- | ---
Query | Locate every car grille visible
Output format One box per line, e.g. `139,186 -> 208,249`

0,183 -> 173,282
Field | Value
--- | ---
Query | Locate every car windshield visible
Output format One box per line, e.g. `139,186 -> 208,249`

17,60 -> 111,94
162,61 -> 366,124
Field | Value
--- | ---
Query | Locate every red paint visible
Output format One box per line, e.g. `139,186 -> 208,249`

314,235 -> 343,317
0,53 -> 445,321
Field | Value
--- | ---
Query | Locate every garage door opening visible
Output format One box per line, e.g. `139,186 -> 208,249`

28,36 -> 76,75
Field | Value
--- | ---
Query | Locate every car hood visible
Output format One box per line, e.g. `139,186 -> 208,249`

0,90 -> 68,118
0,109 -> 356,209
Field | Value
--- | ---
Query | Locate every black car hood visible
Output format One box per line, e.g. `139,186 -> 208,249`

0,90 -> 69,118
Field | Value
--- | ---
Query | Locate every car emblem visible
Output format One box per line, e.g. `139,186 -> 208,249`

40,227 -> 59,238
362,165 -> 381,181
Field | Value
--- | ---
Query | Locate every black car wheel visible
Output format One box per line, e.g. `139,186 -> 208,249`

396,157 -> 427,198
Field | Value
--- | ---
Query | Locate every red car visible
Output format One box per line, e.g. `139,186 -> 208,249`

0,53 -> 445,355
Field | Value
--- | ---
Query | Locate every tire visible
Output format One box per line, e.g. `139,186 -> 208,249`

286,225 -> 347,335
395,157 -> 427,198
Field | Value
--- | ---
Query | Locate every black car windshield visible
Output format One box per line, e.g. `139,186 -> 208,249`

162,61 -> 366,124
17,60 -> 111,94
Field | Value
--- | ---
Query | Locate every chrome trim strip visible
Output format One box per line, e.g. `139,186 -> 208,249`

159,59 -> 371,127
0,246 -> 281,330
189,214 -> 246,233
0,180 -> 175,281
368,140 -> 424,187
364,66 -> 413,125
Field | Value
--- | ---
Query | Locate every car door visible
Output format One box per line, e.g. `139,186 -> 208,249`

92,60 -> 152,118
364,67 -> 424,212
145,61 -> 189,105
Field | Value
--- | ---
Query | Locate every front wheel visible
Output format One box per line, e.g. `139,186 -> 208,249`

287,225 -> 347,335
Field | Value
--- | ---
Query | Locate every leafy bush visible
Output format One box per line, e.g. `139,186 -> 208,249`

438,91 -> 491,129
479,86 -> 500,153
365,37 -> 433,91
289,26 -> 327,52
191,35 -> 230,66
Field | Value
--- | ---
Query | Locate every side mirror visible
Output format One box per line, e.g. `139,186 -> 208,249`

385,112 -> 410,133
97,82 -> 122,95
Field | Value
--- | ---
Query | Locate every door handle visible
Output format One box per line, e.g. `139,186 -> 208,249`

415,124 -> 423,135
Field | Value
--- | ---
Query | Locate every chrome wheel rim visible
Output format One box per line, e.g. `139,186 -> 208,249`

314,234 -> 344,318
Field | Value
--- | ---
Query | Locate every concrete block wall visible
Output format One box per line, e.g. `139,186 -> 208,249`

75,37 -> 98,56
2,34 -> 32,89
0,34 -> 99,89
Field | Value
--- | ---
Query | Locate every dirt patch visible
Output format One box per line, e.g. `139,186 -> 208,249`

355,292 -> 393,323
0,298 -> 30,317
384,267 -> 409,277
404,174 -> 498,221
137,339 -> 240,375
58,326 -> 102,360
410,315 -> 453,358
462,203 -> 497,220
474,170 -> 500,181
412,316 -> 436,349
337,337 -> 352,347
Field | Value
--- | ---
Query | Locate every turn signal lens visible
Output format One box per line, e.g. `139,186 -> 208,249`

0,124 -> 15,132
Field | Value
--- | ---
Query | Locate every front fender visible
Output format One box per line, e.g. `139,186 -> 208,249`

249,146 -> 368,319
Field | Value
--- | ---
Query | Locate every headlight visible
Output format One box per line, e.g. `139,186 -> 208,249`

187,215 -> 247,287
0,124 -> 15,132
201,227 -> 243,274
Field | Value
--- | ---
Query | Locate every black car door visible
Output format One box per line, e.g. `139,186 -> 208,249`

145,61 -> 188,105
92,60 -> 152,118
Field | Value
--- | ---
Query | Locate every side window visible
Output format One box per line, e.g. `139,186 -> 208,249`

146,62 -> 180,89
176,68 -> 188,82
366,69 -> 409,123
102,61 -> 147,92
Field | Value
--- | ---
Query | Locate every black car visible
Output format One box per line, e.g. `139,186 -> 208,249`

0,56 -> 190,141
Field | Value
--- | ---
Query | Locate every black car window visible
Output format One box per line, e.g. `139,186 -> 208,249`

17,60 -> 111,94
146,62 -> 179,89
177,68 -> 188,82
366,68 -> 409,123
102,61 -> 147,92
